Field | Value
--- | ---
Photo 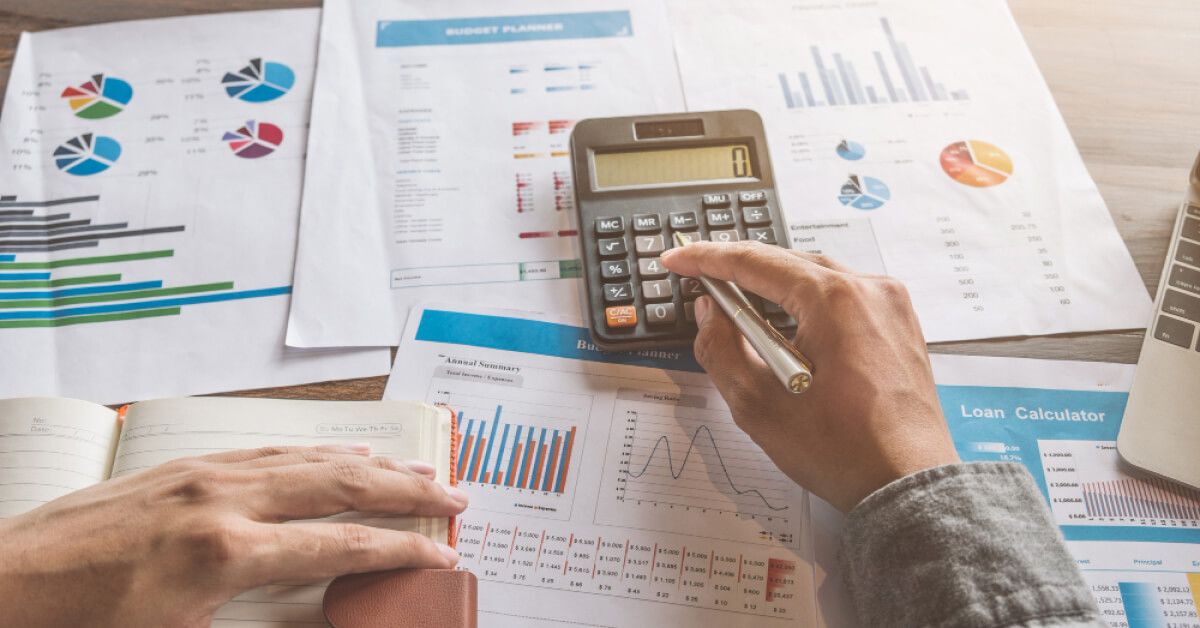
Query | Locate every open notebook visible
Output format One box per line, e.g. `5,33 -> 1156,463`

0,396 -> 456,626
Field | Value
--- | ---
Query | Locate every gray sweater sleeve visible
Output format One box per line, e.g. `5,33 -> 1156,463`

839,462 -> 1107,628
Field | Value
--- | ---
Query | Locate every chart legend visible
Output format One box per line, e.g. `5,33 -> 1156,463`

940,139 -> 1013,187
221,58 -> 295,103
222,121 -> 283,159
52,134 -> 121,176
60,74 -> 133,119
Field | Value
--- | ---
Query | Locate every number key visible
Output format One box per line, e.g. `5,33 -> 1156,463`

634,234 -> 665,256
600,259 -> 630,280
604,283 -> 634,303
641,279 -> 673,301
644,302 -> 677,326
709,229 -> 740,243
680,277 -> 705,300
638,257 -> 668,278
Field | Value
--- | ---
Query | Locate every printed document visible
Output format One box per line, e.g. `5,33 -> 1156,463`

388,306 -> 1200,627
0,10 -> 390,403
287,0 -> 685,347
669,0 -> 1152,342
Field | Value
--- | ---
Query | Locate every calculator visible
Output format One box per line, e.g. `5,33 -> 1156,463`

569,109 -> 795,351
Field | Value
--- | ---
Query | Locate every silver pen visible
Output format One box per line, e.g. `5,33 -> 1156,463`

672,231 -> 814,394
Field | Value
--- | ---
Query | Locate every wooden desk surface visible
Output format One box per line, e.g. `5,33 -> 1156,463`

1,0 -> 1198,401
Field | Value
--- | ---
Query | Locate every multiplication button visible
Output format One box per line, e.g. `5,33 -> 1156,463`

747,228 -> 776,244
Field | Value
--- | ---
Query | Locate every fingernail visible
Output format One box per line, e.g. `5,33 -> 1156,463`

341,443 -> 371,455
437,543 -> 461,565
445,485 -> 470,507
402,460 -> 437,477
694,296 -> 710,325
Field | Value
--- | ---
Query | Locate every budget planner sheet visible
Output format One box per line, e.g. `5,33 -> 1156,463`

388,306 -> 1200,628
0,10 -> 390,402
287,0 -> 685,347
668,0 -> 1151,342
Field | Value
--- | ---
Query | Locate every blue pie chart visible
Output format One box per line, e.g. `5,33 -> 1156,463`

53,133 -> 122,176
836,139 -> 866,161
838,175 -> 890,210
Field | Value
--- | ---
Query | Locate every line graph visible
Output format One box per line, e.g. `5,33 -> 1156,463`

626,424 -> 789,512
596,392 -> 803,546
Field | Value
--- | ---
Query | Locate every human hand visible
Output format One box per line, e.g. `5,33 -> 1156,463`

0,445 -> 467,628
660,241 -> 958,512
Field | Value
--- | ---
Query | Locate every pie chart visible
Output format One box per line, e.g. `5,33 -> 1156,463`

836,139 -> 865,161
221,58 -> 294,103
53,134 -> 122,176
838,174 -> 889,210
60,74 -> 133,119
940,140 -> 1013,187
222,120 -> 283,159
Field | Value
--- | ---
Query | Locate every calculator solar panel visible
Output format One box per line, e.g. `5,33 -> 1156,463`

570,110 -> 795,351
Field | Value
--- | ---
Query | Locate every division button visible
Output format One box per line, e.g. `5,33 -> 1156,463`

702,193 -> 732,208
634,234 -> 666,256
595,216 -> 624,234
1162,289 -> 1200,323
709,229 -> 740,243
747,228 -> 776,244
738,190 -> 768,206
605,305 -> 638,329
600,259 -> 631,280
1153,314 -> 1195,349
669,211 -> 699,230
644,302 -> 677,326
742,206 -> 772,225
641,279 -> 673,301
604,282 -> 635,303
598,237 -> 627,257
638,257 -> 668,278
706,208 -> 736,227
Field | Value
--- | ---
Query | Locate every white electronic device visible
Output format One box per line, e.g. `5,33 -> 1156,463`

1118,152 -> 1200,490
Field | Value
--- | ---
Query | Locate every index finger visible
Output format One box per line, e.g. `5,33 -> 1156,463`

660,241 -> 835,312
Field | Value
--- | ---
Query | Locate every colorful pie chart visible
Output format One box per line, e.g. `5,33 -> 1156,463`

940,140 -> 1013,187
836,139 -> 866,161
221,58 -> 295,103
60,74 -> 133,119
222,120 -> 283,159
838,174 -> 890,210
53,133 -> 122,176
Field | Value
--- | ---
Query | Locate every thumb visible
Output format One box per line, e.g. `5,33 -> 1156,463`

692,296 -> 774,414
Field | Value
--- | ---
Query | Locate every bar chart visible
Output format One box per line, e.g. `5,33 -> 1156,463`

777,17 -> 968,109
1041,440 -> 1200,528
456,405 -> 578,494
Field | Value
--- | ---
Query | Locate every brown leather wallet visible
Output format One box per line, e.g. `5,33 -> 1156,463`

323,569 -> 478,628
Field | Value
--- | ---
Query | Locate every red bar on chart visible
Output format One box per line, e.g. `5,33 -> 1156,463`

543,435 -> 562,492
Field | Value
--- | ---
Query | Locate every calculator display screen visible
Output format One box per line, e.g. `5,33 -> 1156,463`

592,143 -> 757,189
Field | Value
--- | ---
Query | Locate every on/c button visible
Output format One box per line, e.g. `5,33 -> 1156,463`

605,305 -> 637,328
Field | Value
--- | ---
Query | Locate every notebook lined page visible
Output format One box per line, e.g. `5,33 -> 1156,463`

0,398 -> 118,519
115,397 -> 453,627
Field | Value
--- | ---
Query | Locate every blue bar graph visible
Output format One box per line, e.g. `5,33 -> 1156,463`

777,18 -> 969,109
454,405 -> 577,493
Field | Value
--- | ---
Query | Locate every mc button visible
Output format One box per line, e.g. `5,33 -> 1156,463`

595,216 -> 624,234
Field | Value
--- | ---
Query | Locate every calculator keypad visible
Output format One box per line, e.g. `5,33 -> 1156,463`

587,189 -> 792,342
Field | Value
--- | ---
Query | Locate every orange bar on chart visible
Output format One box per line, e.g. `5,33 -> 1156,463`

557,427 -> 577,494
520,441 -> 534,489
469,438 -> 486,483
534,444 -> 547,490
508,443 -> 523,487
